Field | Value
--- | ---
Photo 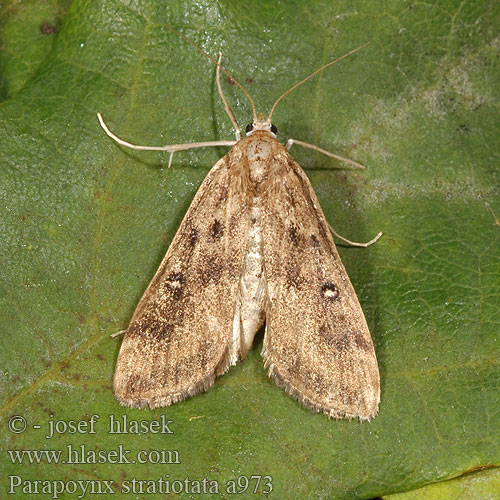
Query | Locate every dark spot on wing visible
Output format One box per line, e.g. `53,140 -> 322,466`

131,309 -> 177,341
164,272 -> 186,299
199,256 -> 224,285
354,331 -> 372,352
210,219 -> 223,241
317,222 -> 336,256
318,324 -> 350,352
311,234 -> 320,248
149,323 -> 174,341
321,282 -> 339,301
334,333 -> 351,352
318,324 -> 330,342
189,227 -> 199,247
286,262 -> 302,289
215,184 -> 228,204
289,224 -> 299,245
124,324 -> 140,339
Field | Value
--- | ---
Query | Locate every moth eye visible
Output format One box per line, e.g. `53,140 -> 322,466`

270,123 -> 278,134
245,123 -> 254,133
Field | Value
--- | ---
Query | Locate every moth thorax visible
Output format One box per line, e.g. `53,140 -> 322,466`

247,139 -> 272,184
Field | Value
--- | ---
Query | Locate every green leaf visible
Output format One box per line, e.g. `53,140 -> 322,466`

383,467 -> 500,500
1,1 -> 499,499
0,0 -> 71,99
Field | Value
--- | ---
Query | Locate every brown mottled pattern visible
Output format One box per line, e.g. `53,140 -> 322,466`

114,130 -> 380,419
113,155 -> 251,408
259,137 -> 380,420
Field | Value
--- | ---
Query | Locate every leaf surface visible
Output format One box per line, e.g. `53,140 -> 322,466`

1,1 -> 499,499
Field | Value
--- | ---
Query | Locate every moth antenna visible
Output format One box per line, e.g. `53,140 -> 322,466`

164,24 -> 257,122
268,42 -> 370,121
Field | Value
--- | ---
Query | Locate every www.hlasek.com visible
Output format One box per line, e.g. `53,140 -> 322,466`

8,475 -> 273,497
8,443 -> 179,465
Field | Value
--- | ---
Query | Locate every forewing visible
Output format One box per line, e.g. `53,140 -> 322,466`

261,149 -> 380,419
114,154 -> 250,408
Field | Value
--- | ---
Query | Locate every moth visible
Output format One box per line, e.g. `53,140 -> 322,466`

98,33 -> 381,420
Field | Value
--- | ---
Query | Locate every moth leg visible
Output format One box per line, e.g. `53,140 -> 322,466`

97,113 -> 236,153
285,138 -> 365,170
216,53 -> 241,141
328,223 -> 382,248
111,330 -> 126,338
285,138 -> 381,246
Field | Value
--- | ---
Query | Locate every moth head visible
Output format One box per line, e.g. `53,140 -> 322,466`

245,114 -> 278,138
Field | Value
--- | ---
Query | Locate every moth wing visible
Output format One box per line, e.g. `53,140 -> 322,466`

114,155 -> 250,408
261,149 -> 380,419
